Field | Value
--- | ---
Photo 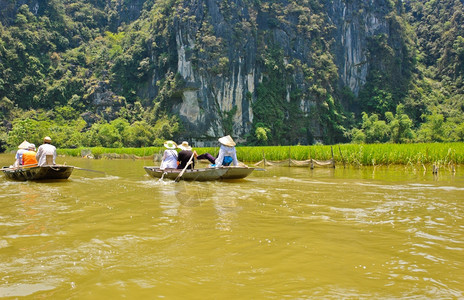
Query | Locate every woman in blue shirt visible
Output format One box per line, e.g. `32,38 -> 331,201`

197,135 -> 238,167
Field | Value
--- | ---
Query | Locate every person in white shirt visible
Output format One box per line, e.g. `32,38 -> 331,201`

160,140 -> 178,170
197,135 -> 239,167
36,136 -> 57,166
13,140 -> 30,167
215,135 -> 238,167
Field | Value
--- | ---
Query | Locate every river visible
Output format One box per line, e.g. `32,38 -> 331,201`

0,154 -> 463,299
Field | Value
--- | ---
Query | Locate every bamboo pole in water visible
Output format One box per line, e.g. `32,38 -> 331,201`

262,150 -> 266,168
331,146 -> 335,168
288,146 -> 291,167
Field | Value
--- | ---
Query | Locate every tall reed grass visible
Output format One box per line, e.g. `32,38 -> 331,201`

58,143 -> 464,165
58,147 -> 165,158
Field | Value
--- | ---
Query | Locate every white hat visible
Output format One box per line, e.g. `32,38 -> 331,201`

18,140 -> 30,149
164,140 -> 177,150
44,136 -> 52,143
178,141 -> 192,151
28,144 -> 36,150
218,135 -> 236,147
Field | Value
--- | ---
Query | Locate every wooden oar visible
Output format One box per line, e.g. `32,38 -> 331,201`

73,167 -> 106,174
175,153 -> 195,182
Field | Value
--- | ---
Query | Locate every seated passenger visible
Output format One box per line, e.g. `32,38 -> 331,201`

160,140 -> 178,170
14,140 -> 30,168
22,144 -> 38,167
177,141 -> 197,170
197,135 -> 239,167
36,136 -> 57,166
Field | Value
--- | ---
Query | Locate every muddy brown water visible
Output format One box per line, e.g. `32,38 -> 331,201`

0,154 -> 463,298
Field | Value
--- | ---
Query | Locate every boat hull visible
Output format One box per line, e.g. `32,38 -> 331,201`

1,165 -> 74,181
220,167 -> 255,179
144,166 -> 254,181
144,167 -> 228,181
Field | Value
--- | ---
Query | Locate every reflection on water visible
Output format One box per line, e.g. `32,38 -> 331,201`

174,181 -> 211,207
0,154 -> 463,298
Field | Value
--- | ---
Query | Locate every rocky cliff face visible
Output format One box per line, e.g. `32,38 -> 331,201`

170,0 -> 257,143
158,0 -> 401,143
0,0 -> 408,144
329,0 -> 390,95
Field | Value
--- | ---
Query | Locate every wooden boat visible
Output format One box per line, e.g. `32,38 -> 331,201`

1,165 -> 74,181
144,167 -> 228,181
144,166 -> 255,181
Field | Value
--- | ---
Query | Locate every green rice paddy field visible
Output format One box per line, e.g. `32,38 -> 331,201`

58,143 -> 464,167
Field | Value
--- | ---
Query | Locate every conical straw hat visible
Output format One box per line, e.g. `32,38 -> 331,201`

218,135 -> 236,147
18,140 -> 30,149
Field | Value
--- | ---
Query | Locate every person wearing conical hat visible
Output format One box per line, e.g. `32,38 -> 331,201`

160,140 -> 178,170
176,141 -> 198,170
36,136 -> 57,166
197,135 -> 239,167
215,135 -> 238,167
13,140 -> 30,167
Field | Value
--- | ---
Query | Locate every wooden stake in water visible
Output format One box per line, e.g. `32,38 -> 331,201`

288,146 -> 291,167
262,150 -> 266,168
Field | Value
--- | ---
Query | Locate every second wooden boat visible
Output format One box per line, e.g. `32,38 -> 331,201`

1,165 -> 74,181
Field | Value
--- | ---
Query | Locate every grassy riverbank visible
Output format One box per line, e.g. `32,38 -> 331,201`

57,143 -> 464,166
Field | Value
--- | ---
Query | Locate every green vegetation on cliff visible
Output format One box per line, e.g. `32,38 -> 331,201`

0,0 -> 463,151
